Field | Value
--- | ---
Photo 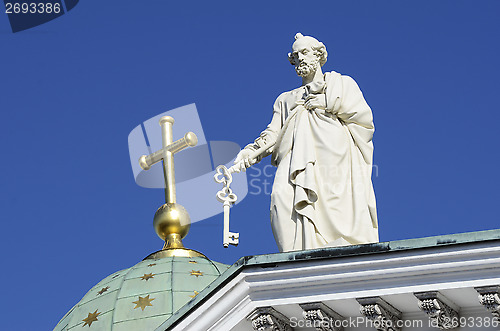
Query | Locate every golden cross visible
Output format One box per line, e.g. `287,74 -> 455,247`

139,116 -> 198,203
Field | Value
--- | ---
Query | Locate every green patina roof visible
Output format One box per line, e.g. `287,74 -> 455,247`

54,255 -> 229,331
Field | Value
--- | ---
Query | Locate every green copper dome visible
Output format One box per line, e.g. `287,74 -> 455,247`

54,114 -> 230,330
54,253 -> 229,330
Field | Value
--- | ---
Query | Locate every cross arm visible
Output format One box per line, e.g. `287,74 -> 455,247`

139,132 -> 198,171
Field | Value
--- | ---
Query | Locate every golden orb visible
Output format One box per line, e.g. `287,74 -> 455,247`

153,203 -> 191,242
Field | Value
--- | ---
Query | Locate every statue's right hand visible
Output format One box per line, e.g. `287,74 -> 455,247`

233,149 -> 255,173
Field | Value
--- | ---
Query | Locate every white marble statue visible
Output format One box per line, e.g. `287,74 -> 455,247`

234,33 -> 379,252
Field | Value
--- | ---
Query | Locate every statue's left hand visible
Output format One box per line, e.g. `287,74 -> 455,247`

304,94 -> 327,111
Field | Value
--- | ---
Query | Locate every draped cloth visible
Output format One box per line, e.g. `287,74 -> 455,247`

253,71 -> 378,252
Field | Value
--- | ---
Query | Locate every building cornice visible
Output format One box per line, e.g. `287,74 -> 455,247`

156,229 -> 500,331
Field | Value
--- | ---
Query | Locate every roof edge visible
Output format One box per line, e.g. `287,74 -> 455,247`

158,228 -> 500,331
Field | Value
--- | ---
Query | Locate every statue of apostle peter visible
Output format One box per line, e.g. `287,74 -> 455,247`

235,33 -> 379,252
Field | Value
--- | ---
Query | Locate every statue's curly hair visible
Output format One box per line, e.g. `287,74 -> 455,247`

288,33 -> 328,67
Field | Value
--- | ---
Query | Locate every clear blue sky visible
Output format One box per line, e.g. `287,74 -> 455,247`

1,1 -> 499,330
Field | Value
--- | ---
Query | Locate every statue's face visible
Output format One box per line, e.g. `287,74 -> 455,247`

291,39 -> 320,77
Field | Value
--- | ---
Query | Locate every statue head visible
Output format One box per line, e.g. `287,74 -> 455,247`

288,33 -> 328,77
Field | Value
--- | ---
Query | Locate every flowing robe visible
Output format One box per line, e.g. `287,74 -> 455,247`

249,71 -> 378,252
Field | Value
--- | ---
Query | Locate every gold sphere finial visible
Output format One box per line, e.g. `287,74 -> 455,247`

153,203 -> 191,249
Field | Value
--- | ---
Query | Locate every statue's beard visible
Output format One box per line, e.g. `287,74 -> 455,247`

295,59 -> 319,77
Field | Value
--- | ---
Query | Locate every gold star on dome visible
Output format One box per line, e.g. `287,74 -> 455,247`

188,260 -> 197,264
189,291 -> 199,298
190,270 -> 203,277
147,263 -> 156,267
132,295 -> 155,311
97,286 -> 110,295
140,273 -> 155,281
82,309 -> 100,327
